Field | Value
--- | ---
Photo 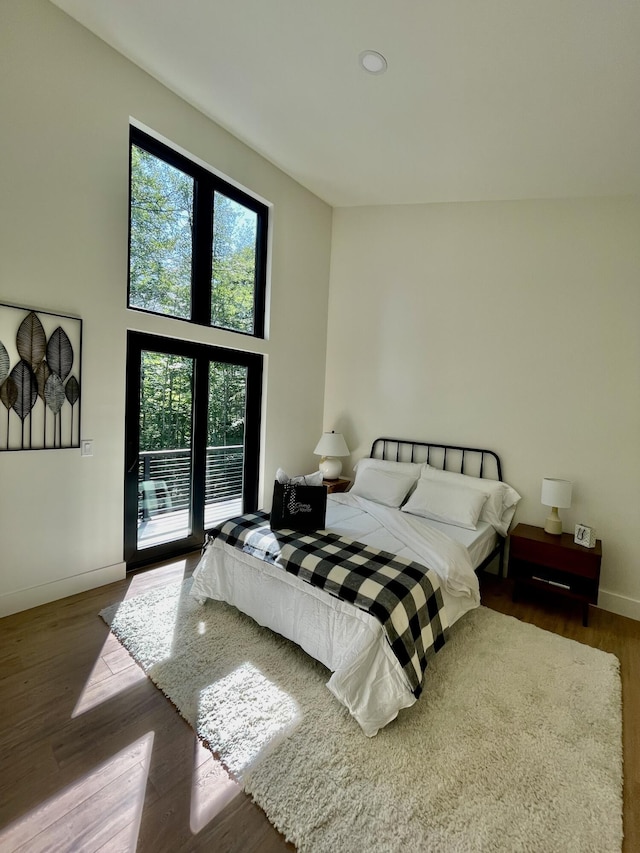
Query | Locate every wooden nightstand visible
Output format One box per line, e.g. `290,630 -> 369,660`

508,523 -> 602,626
323,478 -> 350,494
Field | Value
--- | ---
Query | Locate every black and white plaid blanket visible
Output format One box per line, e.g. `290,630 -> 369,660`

206,511 -> 449,697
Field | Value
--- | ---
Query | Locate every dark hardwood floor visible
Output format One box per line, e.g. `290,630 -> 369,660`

0,559 -> 637,852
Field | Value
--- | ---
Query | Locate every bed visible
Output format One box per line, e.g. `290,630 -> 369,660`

191,438 -> 520,736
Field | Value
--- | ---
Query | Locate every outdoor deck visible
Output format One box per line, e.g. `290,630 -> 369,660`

137,497 -> 243,550
136,444 -> 244,550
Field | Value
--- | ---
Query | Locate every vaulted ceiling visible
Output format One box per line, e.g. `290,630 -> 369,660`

50,0 -> 640,207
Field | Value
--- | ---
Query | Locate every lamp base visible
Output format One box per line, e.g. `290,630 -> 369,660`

544,508 -> 563,535
319,457 -> 342,480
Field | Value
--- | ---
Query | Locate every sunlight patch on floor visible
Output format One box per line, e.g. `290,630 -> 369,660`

72,562 -> 189,718
71,632 -> 148,718
197,662 -> 301,777
0,732 -> 154,852
124,558 -> 190,600
189,739 -> 241,834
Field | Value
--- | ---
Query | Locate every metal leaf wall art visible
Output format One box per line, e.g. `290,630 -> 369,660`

47,326 -> 73,382
17,312 -> 46,371
0,341 -> 9,384
0,305 -> 82,451
65,375 -> 80,446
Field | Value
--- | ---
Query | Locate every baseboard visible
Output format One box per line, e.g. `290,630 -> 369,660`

597,588 -> 640,622
0,562 -> 126,619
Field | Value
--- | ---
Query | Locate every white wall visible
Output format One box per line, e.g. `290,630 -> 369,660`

2,2 -> 638,622
0,0 -> 332,615
325,198 -> 640,618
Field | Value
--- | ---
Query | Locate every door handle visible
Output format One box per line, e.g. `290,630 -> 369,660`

126,441 -> 139,474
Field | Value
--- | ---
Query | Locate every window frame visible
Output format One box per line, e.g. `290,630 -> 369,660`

128,126 -> 268,338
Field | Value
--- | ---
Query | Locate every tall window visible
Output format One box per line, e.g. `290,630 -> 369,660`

125,127 -> 266,568
128,127 -> 268,337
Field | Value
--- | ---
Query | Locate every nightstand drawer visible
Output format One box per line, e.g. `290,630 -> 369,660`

509,559 -> 598,603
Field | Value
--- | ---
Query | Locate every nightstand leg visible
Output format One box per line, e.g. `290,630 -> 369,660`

583,603 -> 589,627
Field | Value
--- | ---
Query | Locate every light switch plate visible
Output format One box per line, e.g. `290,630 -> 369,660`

81,439 -> 94,457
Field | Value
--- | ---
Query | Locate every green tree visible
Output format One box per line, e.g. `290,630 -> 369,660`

212,192 -> 257,333
138,353 -> 247,453
139,352 -> 193,452
207,363 -> 247,447
129,146 -> 193,319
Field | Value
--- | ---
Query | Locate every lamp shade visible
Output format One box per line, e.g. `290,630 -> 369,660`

541,478 -> 572,509
314,431 -> 349,458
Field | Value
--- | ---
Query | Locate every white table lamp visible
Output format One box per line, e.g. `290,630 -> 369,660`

541,478 -> 572,535
314,431 -> 349,480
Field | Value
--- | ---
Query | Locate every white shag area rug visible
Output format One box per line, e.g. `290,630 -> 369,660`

101,580 -> 622,853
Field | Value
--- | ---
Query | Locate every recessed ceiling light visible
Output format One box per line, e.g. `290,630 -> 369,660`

359,50 -> 388,75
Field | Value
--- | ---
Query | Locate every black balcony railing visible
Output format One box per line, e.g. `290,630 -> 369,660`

138,444 -> 243,519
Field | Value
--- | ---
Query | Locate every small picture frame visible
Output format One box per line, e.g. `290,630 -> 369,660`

574,524 -> 596,548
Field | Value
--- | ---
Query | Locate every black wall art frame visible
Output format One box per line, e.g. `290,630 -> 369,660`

0,303 -> 82,451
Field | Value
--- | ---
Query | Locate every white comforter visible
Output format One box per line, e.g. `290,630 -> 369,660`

190,493 -> 480,736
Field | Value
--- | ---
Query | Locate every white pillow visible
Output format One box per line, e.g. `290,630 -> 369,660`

401,478 -> 489,530
350,466 -> 418,508
353,457 -> 423,478
420,464 -> 521,536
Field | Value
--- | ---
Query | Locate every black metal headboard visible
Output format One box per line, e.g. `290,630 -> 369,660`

370,437 -> 506,575
370,438 -> 503,484
368,438 -> 506,577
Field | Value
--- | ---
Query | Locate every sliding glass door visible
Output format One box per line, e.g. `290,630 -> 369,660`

124,332 -> 262,568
